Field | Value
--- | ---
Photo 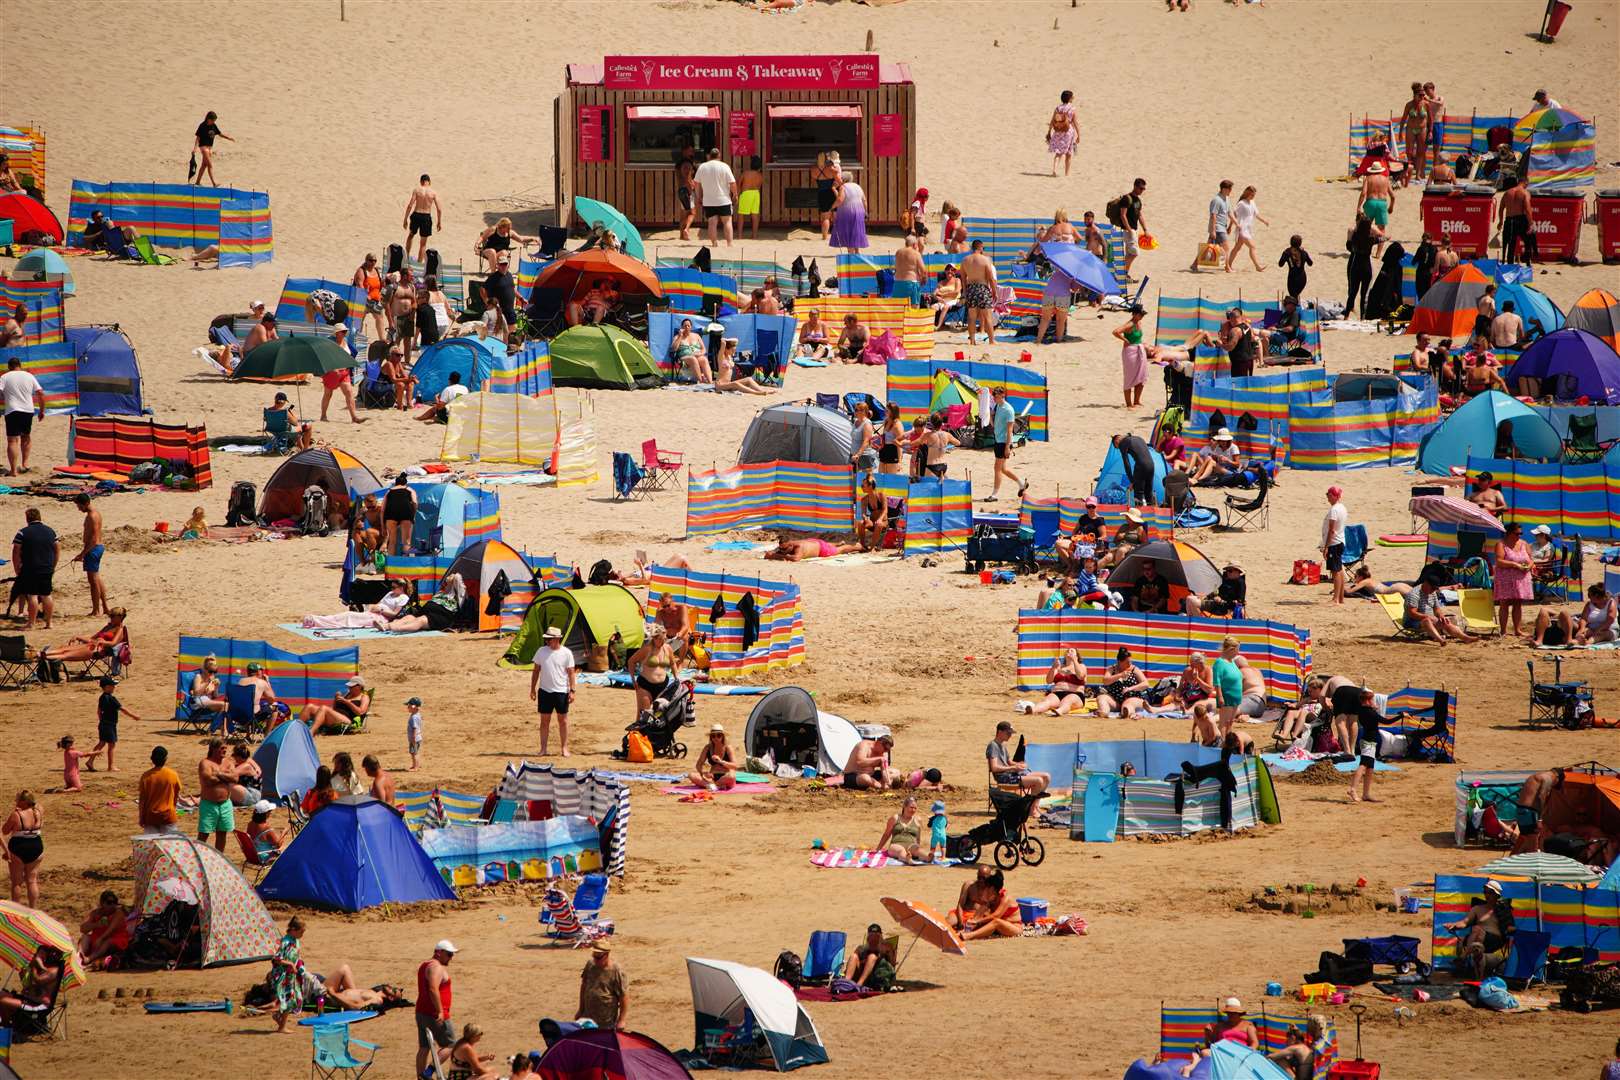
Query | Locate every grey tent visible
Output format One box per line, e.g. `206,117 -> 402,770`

738,404 -> 853,466
744,686 -> 863,777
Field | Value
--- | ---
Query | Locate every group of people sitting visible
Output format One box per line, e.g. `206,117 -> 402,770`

185,650 -> 384,738
1174,998 -> 1330,1080
665,318 -> 774,394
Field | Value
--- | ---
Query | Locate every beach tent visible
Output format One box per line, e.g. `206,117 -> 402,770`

1506,329 -> 1620,405
496,762 -> 633,876
1094,441 -> 1168,504
549,325 -> 663,390
744,687 -> 863,777
64,325 -> 143,416
686,958 -> 827,1071
408,482 -> 502,555
1416,390 -> 1562,474
250,717 -> 319,801
257,796 -> 457,911
1409,264 -> 1492,338
1126,1041 -> 1291,1080
131,834 -> 279,967
738,403 -> 852,466
1567,289 -> 1620,353
13,247 -> 74,295
503,584 -> 646,667
410,336 -> 506,402
929,369 -> 979,419
0,191 -> 62,242
536,1028 -> 693,1080
445,538 -> 543,632
260,447 -> 381,524
1494,281 -> 1564,336
533,249 -> 663,301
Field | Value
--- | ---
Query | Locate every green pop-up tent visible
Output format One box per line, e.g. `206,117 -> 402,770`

549,325 -> 663,390
501,584 -> 646,668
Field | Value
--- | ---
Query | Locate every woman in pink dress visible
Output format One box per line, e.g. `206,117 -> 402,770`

1492,521 -> 1534,636
1112,304 -> 1149,408
1046,91 -> 1078,176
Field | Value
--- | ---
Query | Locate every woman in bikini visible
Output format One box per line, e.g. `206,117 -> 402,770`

797,310 -> 829,360
1095,646 -> 1148,718
3,790 -> 44,907
876,795 -> 927,864
1025,649 -> 1088,716
812,152 -> 841,242
669,318 -> 712,383
688,725 -> 739,792
714,339 -> 771,396
476,217 -> 535,273
42,607 -> 129,665
941,201 -> 969,254
878,404 -> 905,475
948,866 -> 1021,940
1177,652 -> 1217,710
630,625 -> 677,718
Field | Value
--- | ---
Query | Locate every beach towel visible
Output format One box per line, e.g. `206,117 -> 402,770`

1261,753 -> 1400,774
474,471 -> 556,487
276,623 -> 447,641
793,357 -> 829,368
793,985 -> 881,1002
705,540 -> 773,552
593,770 -> 686,784
577,670 -> 769,694
809,849 -> 958,869
662,782 -> 776,796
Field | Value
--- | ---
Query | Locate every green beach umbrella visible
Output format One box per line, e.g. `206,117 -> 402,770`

574,196 -> 645,261
234,335 -> 354,381
1476,851 -> 1600,885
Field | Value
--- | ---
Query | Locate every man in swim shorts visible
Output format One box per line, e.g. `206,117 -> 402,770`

1358,163 -> 1393,228
71,493 -> 108,618
402,174 -> 442,263
961,240 -> 998,346
764,538 -> 860,562
1514,768 -> 1565,847
197,739 -> 241,852
892,235 -> 926,308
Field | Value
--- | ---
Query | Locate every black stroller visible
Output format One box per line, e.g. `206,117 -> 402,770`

615,678 -> 696,759
951,787 -> 1046,870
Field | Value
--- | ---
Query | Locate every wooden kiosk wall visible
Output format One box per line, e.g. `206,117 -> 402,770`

556,67 -> 915,231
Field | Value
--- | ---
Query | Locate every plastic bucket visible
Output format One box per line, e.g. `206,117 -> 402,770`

979,569 -> 993,584
154,522 -> 170,533
1016,897 -> 1047,924
801,765 -> 817,779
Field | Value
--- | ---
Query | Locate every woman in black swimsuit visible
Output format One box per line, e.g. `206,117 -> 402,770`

813,152 -> 841,241
192,110 -> 234,186
477,217 -> 535,273
878,403 -> 904,475
4,790 -> 44,907
382,475 -> 417,557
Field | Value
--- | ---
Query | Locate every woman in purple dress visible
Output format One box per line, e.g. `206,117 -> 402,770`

828,171 -> 868,253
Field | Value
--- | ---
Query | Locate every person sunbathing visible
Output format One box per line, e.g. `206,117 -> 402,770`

875,795 -> 928,864
1177,653 -> 1216,710
384,573 -> 465,633
714,339 -> 771,396
1145,330 -> 1219,365
1344,563 -> 1411,600
687,724 -> 739,792
43,607 -> 129,664
303,579 -> 413,631
668,319 -> 712,382
1445,879 -> 1515,980
1022,650 -> 1088,716
298,677 -> 370,734
1188,431 -> 1241,484
1274,677 -> 1325,743
854,475 -> 889,551
765,538 -> 862,561
1095,647 -> 1148,718
947,866 -> 1020,940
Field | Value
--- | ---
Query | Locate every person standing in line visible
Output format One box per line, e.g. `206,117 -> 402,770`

1191,180 -> 1233,272
828,170 -> 869,254
985,386 -> 1027,502
1224,186 -> 1269,273
1,355 -> 44,477
70,492 -> 107,618
1321,485 -> 1348,605
1045,90 -> 1079,177
529,626 -> 577,757
12,506 -> 57,630
675,143 -> 699,242
693,148 -> 737,248
1344,213 -> 1379,317
812,152 -> 841,242
402,174 -> 443,263
1399,82 -> 1432,184
737,155 -> 764,240
415,941 -> 457,1078
191,110 -> 234,186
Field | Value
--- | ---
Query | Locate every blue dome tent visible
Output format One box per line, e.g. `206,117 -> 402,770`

250,719 -> 319,801
411,336 -> 505,402
1494,281 -> 1564,337
64,326 -> 143,416
257,796 -> 457,911
1416,390 -> 1562,475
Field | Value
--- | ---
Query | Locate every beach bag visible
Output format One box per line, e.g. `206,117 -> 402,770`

860,330 -> 904,365
773,950 -> 803,989
1196,242 -> 1223,269
588,559 -> 614,586
1105,195 -> 1128,228
624,731 -> 653,763
1456,556 -> 1491,590
1477,976 -> 1518,1011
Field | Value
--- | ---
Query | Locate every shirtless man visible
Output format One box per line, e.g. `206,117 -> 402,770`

241,312 -> 277,356
402,174 -> 443,263
1423,82 -> 1446,174
0,304 -> 24,348
1357,164 -> 1394,244
390,269 -> 418,365
1399,82 -> 1432,183
1497,175 -> 1535,265
1082,210 -> 1106,262
197,739 -> 240,852
362,754 -> 397,809
842,734 -> 897,790
892,235 -> 926,308
1445,879 -> 1515,978
961,240 -> 998,346
67,493 -> 108,617
1468,471 -> 1508,518
236,662 -> 279,732
854,474 -> 889,552
1512,767 -> 1565,852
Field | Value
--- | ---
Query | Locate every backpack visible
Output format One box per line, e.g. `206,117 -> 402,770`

129,460 -> 165,484
300,485 -> 330,536
1051,108 -> 1070,133
773,950 -> 803,989
588,559 -> 614,586
1105,195 -> 1128,228
226,481 -> 257,527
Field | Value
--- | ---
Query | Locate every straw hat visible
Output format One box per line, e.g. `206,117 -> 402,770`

544,626 -> 563,639
1222,997 -> 1245,1014
1484,879 -> 1502,895
1124,508 -> 1145,525
709,724 -> 726,735
1213,428 -> 1234,442
1367,162 -> 1386,175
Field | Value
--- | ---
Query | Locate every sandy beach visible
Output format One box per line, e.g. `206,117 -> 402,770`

4,1 -> 1620,1077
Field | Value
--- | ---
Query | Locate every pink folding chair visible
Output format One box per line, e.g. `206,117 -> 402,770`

641,439 -> 683,492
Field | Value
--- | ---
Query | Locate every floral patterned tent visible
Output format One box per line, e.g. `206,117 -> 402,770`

131,834 -> 279,968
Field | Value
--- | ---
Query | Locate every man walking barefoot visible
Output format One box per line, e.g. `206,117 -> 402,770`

402,174 -> 442,263
71,493 -> 106,618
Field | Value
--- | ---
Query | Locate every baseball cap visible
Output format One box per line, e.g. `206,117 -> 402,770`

930,800 -> 946,814
246,661 -> 263,673
434,939 -> 459,954
1083,495 -> 1098,507
253,799 -> 277,815
996,720 -> 1015,733
497,253 -> 510,264
1531,524 -> 1552,536
346,676 -> 364,687
405,696 -> 423,706
99,675 -> 118,687
250,299 -> 265,309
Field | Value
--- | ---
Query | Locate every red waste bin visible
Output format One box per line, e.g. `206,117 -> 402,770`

1420,187 -> 1494,257
1541,0 -> 1573,41
1597,190 -> 1620,263
1529,191 -> 1586,261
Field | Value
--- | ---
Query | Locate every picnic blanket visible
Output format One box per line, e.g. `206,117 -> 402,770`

793,986 -> 880,1003
593,770 -> 686,784
1262,753 -> 1400,774
276,623 -> 447,641
578,670 -> 769,695
662,782 -> 777,796
809,849 -> 957,869
474,471 -> 556,487
1374,982 -> 1465,1001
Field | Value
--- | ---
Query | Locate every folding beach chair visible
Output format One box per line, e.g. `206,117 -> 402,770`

803,930 -> 846,983
132,236 -> 177,266
209,323 -> 241,351
1342,524 -> 1369,566
1377,593 -> 1426,641
263,408 -> 295,454
234,829 -> 278,885
310,1021 -> 380,1080
1563,413 -> 1614,464
611,452 -> 647,501
1026,507 -> 1063,570
1457,588 -> 1499,635
7,961 -> 67,1042
101,228 -> 139,261
1222,468 -> 1270,530
0,634 -> 41,691
226,682 -> 267,742
640,439 -> 683,492
70,639 -> 131,683
1504,930 -> 1552,988
357,360 -> 394,409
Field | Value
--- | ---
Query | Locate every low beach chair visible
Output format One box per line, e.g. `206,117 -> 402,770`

1503,930 -> 1551,988
1457,588 -> 1499,635
641,439 -> 683,491
803,931 -> 846,983
132,236 -> 176,265
234,829 -> 277,884
310,1021 -> 379,1080
1376,593 -> 1425,640
263,408 -> 295,454
0,634 -> 41,691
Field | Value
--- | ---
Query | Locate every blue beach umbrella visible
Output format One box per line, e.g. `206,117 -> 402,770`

574,196 -> 645,261
1040,242 -> 1117,297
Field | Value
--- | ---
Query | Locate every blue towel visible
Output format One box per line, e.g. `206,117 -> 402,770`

792,358 -> 829,368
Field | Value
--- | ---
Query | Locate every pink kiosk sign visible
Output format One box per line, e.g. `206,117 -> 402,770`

603,54 -> 879,90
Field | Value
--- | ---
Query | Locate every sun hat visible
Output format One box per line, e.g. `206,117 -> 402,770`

1125,508 -> 1145,524
253,800 -> 276,815
250,299 -> 265,309
1367,162 -> 1386,174
930,800 -> 946,815
543,626 -> 563,639
1223,564 -> 1242,574
435,939 -> 459,954
592,939 -> 613,953
709,724 -> 725,735
1222,997 -> 1245,1014
405,696 -> 422,706
1484,879 -> 1502,894
1213,427 -> 1234,442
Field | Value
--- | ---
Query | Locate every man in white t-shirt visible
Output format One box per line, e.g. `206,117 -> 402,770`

693,148 -> 737,248
414,371 -> 469,423
1321,484 -> 1349,605
2,355 -> 45,477
528,625 -> 577,756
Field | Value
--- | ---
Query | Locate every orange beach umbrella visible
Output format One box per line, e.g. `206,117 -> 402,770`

880,896 -> 968,968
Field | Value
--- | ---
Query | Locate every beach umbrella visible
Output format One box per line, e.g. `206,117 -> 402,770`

1409,264 -> 1492,339
1477,851 -> 1601,931
1107,539 -> 1223,595
1408,495 -> 1506,534
1493,281 -> 1563,336
879,896 -> 967,970
234,335 -> 353,381
13,247 -> 74,295
1505,329 -> 1620,405
532,249 -> 663,301
1514,106 -> 1590,147
1039,242 -> 1118,298
0,190 -> 63,243
1566,289 -> 1620,354
574,196 -> 645,261
0,900 -> 88,991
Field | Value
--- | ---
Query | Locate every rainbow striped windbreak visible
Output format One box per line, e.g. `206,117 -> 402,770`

218,193 -> 273,267
960,216 -> 1128,283
489,341 -> 552,397
1286,377 -> 1439,470
1433,875 -> 1620,969
646,564 -> 806,680
1156,295 -> 1322,374
1383,686 -> 1458,762
67,417 -> 211,488
653,267 -> 740,313
792,297 -> 933,359
1016,497 -> 1174,542
0,124 -> 46,197
276,278 -> 366,336
834,252 -> 964,297
0,276 -> 63,344
685,460 -> 855,536
872,475 -> 972,555
67,180 -> 272,255
885,359 -> 1049,441
173,636 -> 358,718
1528,122 -> 1597,189
1160,1007 -> 1337,1079
1466,454 -> 1620,539
1016,610 -> 1311,699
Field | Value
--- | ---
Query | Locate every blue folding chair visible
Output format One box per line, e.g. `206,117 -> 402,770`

310,1022 -> 379,1080
574,873 -> 608,920
1342,523 -> 1369,565
225,683 -> 265,740
1028,507 -> 1063,567
1503,930 -> 1551,988
803,930 -> 846,982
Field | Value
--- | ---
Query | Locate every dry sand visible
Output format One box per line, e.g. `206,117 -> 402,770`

4,1 -> 1620,1077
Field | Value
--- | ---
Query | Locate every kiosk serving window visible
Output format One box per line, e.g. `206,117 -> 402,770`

625,104 -> 720,165
767,104 -> 862,165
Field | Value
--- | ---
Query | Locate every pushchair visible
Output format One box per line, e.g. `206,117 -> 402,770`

616,677 -> 696,759
951,787 -> 1046,870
